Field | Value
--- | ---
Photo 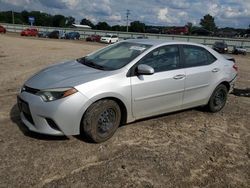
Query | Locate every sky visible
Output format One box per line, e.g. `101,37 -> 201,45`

0,0 -> 250,28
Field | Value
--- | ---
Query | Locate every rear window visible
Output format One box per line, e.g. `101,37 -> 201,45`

183,45 -> 217,67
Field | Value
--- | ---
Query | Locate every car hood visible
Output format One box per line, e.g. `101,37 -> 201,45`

25,60 -> 110,90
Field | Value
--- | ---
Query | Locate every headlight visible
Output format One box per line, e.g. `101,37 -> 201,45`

37,87 -> 77,102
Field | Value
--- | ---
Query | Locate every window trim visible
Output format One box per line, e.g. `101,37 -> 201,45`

127,44 -> 183,77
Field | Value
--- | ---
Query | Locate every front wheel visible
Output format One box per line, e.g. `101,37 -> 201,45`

207,84 -> 228,112
81,100 -> 121,143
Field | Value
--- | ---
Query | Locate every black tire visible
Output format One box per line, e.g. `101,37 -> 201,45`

207,84 -> 228,113
81,100 -> 121,143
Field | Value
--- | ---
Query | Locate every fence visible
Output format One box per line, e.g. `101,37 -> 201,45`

1,23 -> 250,52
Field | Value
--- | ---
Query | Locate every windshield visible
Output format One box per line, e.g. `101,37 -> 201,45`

77,42 -> 152,70
104,35 -> 112,37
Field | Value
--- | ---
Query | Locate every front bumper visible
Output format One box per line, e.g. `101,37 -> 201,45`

17,90 -> 91,136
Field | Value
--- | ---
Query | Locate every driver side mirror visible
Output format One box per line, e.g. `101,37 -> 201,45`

137,64 -> 154,75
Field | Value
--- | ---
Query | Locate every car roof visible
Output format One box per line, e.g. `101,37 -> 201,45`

122,39 -> 207,48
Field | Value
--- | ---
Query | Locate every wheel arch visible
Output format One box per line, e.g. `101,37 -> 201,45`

219,81 -> 230,92
80,95 -> 129,133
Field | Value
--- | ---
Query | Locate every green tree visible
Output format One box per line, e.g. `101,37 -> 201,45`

130,21 -> 145,32
200,14 -> 217,32
52,14 -> 66,27
80,18 -> 94,28
66,16 -> 75,27
95,22 -> 111,30
185,22 -> 193,34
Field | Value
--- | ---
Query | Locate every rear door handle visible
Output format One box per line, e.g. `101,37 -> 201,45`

173,74 -> 185,80
212,68 -> 220,73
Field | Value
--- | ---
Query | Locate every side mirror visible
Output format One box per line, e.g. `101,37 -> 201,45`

137,64 -> 154,75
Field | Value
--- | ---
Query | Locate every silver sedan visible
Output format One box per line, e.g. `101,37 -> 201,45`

18,40 -> 238,142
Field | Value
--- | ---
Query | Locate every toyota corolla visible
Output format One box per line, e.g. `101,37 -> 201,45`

17,40 -> 238,142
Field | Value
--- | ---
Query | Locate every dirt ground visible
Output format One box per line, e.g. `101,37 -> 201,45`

0,34 -> 249,188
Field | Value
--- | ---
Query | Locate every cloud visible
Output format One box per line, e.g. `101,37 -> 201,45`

38,0 -> 68,9
0,0 -> 249,28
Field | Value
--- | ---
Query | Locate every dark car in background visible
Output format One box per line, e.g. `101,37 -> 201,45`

20,28 -> 38,36
0,25 -> 6,33
191,28 -> 213,36
213,42 -> 228,53
232,46 -> 247,55
38,31 -> 50,38
86,34 -> 101,42
48,30 -> 65,39
65,32 -> 80,40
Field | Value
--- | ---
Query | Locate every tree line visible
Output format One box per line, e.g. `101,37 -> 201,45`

0,10 -> 249,35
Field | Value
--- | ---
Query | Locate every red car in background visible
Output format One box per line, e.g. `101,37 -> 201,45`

20,28 -> 38,36
86,34 -> 101,42
163,27 -> 189,35
0,25 -> 6,33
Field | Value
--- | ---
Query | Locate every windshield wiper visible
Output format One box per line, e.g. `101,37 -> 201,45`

85,61 -> 107,70
77,57 -> 112,70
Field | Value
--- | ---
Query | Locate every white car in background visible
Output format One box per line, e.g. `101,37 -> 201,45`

100,34 -> 119,44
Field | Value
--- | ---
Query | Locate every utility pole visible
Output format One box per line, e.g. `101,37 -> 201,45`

126,9 -> 130,32
12,10 -> 15,24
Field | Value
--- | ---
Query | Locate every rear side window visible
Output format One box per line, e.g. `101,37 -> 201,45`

183,45 -> 216,67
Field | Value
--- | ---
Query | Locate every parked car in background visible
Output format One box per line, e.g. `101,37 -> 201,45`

38,31 -> 50,38
48,30 -> 65,39
123,36 -> 148,40
18,40 -> 238,143
145,28 -> 160,34
232,46 -> 247,55
20,28 -> 38,36
136,36 -> 148,39
191,28 -> 213,36
212,42 -> 228,53
100,34 -> 119,44
86,34 -> 101,42
163,27 -> 189,35
65,32 -> 80,40
0,25 -> 6,33
215,30 -> 238,38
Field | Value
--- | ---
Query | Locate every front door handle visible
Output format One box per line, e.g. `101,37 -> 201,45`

212,68 -> 220,73
173,74 -> 185,80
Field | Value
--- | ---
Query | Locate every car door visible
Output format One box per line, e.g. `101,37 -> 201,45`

181,45 -> 218,108
130,45 -> 185,119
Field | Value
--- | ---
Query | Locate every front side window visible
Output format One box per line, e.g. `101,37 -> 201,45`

138,45 -> 180,72
77,42 -> 152,70
183,45 -> 216,67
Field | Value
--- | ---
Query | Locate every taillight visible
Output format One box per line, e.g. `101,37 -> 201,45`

233,64 -> 238,72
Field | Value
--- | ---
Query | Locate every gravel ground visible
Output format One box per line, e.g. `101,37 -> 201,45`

0,34 -> 249,188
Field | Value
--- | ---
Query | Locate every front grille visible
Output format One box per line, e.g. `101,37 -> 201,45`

22,86 -> 40,94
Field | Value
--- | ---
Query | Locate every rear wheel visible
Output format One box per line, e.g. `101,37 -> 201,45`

81,100 -> 121,143
207,84 -> 228,112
